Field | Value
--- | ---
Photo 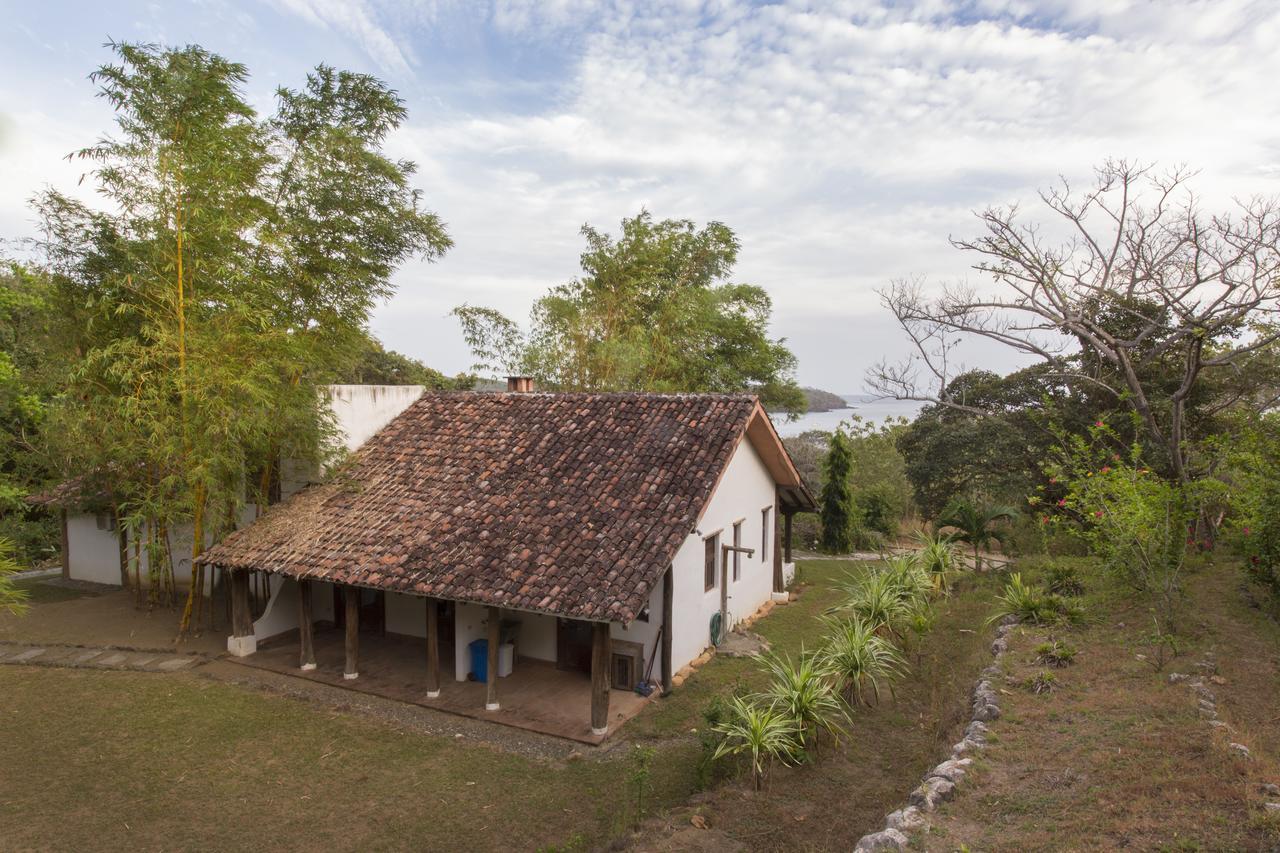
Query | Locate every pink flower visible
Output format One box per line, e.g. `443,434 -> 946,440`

1041,516 -> 1050,525
1101,466 -> 1111,473
1094,420 -> 1104,427
1094,511 -> 1103,518
1057,499 -> 1066,507
1243,527 -> 1251,536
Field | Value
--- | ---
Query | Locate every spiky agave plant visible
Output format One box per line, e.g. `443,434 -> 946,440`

990,572 -> 1047,624
913,530 -> 959,594
832,568 -> 911,638
882,554 -> 933,607
758,649 -> 849,753
0,538 -> 29,617
711,695 -> 804,791
820,615 -> 907,706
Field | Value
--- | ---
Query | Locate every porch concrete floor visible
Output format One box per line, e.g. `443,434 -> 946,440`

234,629 -> 651,744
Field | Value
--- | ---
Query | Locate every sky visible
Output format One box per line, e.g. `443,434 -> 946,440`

2,0 -> 1278,393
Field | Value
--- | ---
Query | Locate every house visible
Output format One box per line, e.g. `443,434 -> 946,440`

197,379 -> 815,741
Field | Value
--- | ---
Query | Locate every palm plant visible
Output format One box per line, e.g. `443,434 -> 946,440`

820,615 -> 906,706
935,498 -> 1019,571
758,649 -> 849,751
913,529 -> 959,594
711,695 -> 803,791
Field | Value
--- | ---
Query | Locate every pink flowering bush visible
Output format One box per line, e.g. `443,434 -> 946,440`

1043,417 -> 1218,626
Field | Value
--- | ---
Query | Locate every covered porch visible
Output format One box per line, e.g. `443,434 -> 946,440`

224,573 -> 671,744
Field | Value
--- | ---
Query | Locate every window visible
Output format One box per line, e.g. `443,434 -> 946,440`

761,507 -> 771,562
704,533 -> 719,591
732,521 -> 743,581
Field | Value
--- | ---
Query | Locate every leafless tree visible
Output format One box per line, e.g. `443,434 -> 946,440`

867,160 -> 1280,482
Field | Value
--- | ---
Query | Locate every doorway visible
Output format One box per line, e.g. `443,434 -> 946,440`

556,618 -> 593,674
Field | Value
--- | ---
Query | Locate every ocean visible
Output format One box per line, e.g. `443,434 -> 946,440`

772,396 -> 926,437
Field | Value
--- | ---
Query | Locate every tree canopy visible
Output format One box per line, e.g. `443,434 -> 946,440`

454,211 -> 805,413
31,42 -> 450,629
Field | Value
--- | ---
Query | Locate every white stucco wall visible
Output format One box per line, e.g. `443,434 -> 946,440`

325,384 -> 424,452
66,514 -> 124,586
668,436 -> 779,674
68,506 -> 257,591
252,577 -> 336,643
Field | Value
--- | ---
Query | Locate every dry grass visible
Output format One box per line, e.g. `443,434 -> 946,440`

0,560 -> 1000,852
927,557 -> 1280,852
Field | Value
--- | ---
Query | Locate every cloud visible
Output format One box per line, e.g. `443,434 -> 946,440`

265,0 -> 414,73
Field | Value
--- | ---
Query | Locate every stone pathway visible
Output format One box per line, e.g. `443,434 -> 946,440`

0,641 -> 207,673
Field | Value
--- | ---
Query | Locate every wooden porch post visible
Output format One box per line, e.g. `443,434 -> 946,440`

344,585 -> 359,680
661,567 -> 674,695
297,579 -> 316,671
227,568 -> 256,657
784,510 -> 794,564
485,606 -> 500,711
425,597 -> 440,698
772,489 -> 785,593
591,621 -> 611,736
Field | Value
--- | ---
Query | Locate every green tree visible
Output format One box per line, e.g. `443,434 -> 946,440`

819,428 -> 856,553
935,498 -> 1018,571
453,211 -> 804,413
0,263 -> 60,562
337,334 -> 473,388
34,43 -> 450,631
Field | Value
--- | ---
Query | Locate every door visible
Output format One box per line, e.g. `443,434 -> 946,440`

556,618 -> 593,673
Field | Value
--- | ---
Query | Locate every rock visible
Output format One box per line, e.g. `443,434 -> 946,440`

999,614 -> 1020,627
884,806 -> 927,832
995,623 -> 1013,639
908,777 -> 957,811
981,665 -> 1002,679
927,758 -> 969,784
1207,720 -> 1232,731
973,703 -> 1001,723
991,638 -> 1009,655
1230,742 -> 1251,759
1262,783 -> 1280,796
853,828 -> 909,851
1210,674 -> 1227,685
1168,672 -> 1189,684
965,721 -> 990,740
1264,802 -> 1280,814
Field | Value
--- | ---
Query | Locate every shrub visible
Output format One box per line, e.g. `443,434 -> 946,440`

834,568 -> 911,638
992,572 -> 1048,624
758,649 -> 849,752
1034,639 -> 1077,667
1024,670 -> 1058,694
0,538 -> 29,617
820,615 -> 906,706
711,695 -> 804,791
914,530 -> 959,594
1044,562 -> 1085,597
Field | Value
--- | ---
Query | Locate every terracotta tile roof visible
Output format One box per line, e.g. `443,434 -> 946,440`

199,392 -> 769,623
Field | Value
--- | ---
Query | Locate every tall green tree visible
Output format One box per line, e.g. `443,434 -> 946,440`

0,263 -> 59,562
819,428 -> 856,553
935,498 -> 1018,571
35,42 -> 450,631
453,211 -> 804,413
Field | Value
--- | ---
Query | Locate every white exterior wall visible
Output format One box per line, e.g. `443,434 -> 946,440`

669,437 -> 779,675
66,514 -> 124,585
325,385 -> 424,452
251,577 -> 336,643
612,582 -> 664,683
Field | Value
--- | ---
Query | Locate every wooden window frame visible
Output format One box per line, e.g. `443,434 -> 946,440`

761,507 -> 771,562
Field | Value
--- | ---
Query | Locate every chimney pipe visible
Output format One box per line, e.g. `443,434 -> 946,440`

506,376 -> 535,392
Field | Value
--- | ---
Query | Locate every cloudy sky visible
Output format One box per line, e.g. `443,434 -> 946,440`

2,1 -> 1278,392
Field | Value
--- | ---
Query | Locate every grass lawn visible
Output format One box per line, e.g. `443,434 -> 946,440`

11,575 -> 105,605
0,560 -> 1000,851
927,556 -> 1280,852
